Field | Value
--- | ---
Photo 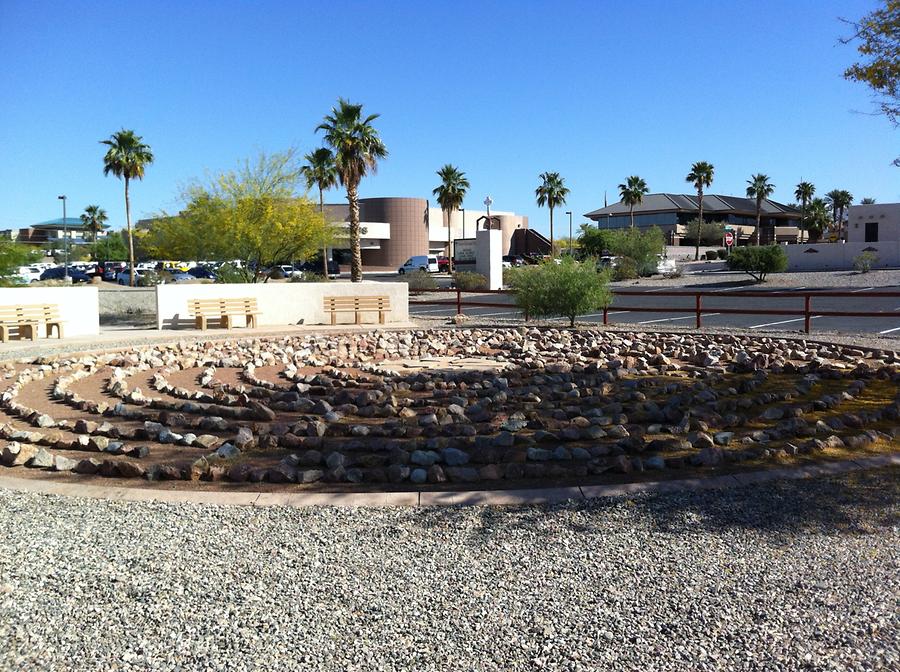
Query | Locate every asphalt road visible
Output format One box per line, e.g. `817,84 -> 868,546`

409,285 -> 900,337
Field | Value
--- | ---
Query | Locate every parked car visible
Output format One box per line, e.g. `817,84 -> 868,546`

15,266 -> 43,283
502,255 -> 525,267
656,255 -> 677,275
116,269 -> 156,285
277,264 -> 303,278
99,261 -> 127,280
437,256 -> 450,273
298,258 -> 340,279
597,255 -> 620,270
166,271 -> 194,283
188,266 -> 217,280
39,267 -> 91,283
398,255 -> 439,275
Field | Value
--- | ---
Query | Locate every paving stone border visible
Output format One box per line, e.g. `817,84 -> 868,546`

1,328 -> 898,488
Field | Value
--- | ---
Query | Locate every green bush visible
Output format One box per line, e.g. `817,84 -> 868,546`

403,270 -> 437,292
853,251 -> 878,274
138,270 -> 162,287
215,262 -> 248,284
605,227 -> 665,276
612,257 -> 639,281
705,250 -> 718,261
725,245 -> 788,282
452,271 -> 488,291
506,257 -> 612,328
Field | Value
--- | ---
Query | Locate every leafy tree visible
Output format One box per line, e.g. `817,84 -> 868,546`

804,198 -> 830,241
300,147 -> 339,277
507,257 -> 612,327
605,226 -> 665,275
577,223 -> 614,257
80,205 -> 108,242
317,99 -> 388,282
794,181 -> 815,242
89,229 -> 129,261
535,172 -> 569,254
0,241 -> 41,285
145,152 -> 328,282
825,189 -> 854,239
745,174 -> 774,246
617,175 -> 649,229
842,1 -> 899,163
726,245 -> 788,282
100,129 -> 154,286
685,161 -> 714,260
685,218 -> 725,245
433,164 -> 470,272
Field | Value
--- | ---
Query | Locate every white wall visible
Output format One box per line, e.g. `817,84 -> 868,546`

155,281 -> 409,329
785,242 -> 900,271
846,203 -> 900,243
0,286 -> 99,337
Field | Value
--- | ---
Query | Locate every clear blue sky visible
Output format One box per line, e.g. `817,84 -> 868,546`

1,0 -> 896,237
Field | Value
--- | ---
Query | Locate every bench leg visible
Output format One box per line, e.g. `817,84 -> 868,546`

21,324 -> 37,341
379,310 -> 385,325
246,314 -> 256,329
195,316 -> 207,331
0,326 -> 7,343
330,311 -> 336,326
223,315 -> 233,329
48,322 -> 64,339
355,310 -> 361,325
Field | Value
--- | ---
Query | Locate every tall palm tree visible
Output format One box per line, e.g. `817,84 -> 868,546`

837,190 -> 854,240
301,148 -> 339,277
686,161 -> 714,260
806,198 -> 830,242
100,129 -> 153,286
316,99 -> 388,282
534,172 -> 569,255
617,175 -> 649,230
860,197 -> 876,204
824,189 -> 842,235
80,204 -> 108,244
745,173 -> 774,246
432,164 -> 470,273
794,181 -> 815,243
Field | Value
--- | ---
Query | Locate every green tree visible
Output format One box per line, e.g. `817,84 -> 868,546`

745,174 -> 774,246
606,226 -> 665,275
535,172 -> 569,255
0,241 -> 41,286
79,205 -> 108,242
805,198 -> 830,241
433,164 -> 470,272
89,229 -> 129,261
617,175 -> 649,229
842,0 -> 899,164
726,245 -> 788,282
685,161 -> 714,260
860,197 -> 877,204
100,129 -> 154,287
825,189 -> 854,239
316,99 -> 388,282
300,147 -> 339,277
577,223 -> 614,257
685,218 -> 725,246
794,181 -> 815,242
506,257 -> 612,327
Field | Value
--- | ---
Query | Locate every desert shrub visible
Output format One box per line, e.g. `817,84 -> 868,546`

705,250 -> 718,260
853,251 -> 878,274
612,257 -> 639,281
506,257 -> 612,328
452,271 -> 488,291
138,270 -> 162,287
717,248 -> 728,258
726,245 -> 788,282
403,270 -> 437,292
291,272 -> 327,283
663,263 -> 683,279
605,227 -> 665,276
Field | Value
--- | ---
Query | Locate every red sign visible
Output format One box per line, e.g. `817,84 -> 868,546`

724,231 -> 735,247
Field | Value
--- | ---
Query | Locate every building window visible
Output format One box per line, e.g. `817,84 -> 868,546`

865,222 -> 878,243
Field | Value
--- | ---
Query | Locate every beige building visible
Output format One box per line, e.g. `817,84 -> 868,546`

846,203 -> 900,243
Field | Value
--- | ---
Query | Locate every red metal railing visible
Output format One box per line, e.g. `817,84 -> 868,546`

408,288 -> 900,334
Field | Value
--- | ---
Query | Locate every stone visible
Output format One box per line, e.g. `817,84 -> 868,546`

2,442 -> 35,467
713,432 -> 734,446
445,466 -> 480,482
27,448 -> 54,469
52,454 -> 78,471
527,447 -> 553,462
442,447 -> 470,466
215,443 -> 241,460
694,446 -> 724,467
116,461 -> 146,479
409,468 -> 428,484
410,449 -> 439,467
644,455 -> 666,470
297,469 -> 324,484
386,464 -> 410,483
761,407 -> 785,421
325,452 -> 346,469
234,427 -> 255,450
74,458 -> 102,474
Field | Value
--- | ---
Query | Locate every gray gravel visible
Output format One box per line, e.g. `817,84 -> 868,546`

612,267 -> 900,289
1,469 -> 898,672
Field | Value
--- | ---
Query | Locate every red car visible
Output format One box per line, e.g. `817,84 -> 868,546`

437,256 -> 451,273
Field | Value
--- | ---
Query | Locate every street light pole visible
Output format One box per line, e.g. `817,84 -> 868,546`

57,195 -> 68,280
566,211 -> 573,255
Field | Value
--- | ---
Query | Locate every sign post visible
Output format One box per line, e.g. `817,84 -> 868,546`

724,231 -> 735,250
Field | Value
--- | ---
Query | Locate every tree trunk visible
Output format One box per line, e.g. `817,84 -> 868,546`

630,205 -> 634,230
447,208 -> 453,273
800,199 -> 805,243
125,176 -> 136,287
694,189 -> 702,261
348,181 -> 362,282
549,207 -> 554,257
319,187 -> 328,278
754,202 -> 761,246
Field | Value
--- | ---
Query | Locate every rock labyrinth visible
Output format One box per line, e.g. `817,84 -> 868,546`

1,328 -> 898,489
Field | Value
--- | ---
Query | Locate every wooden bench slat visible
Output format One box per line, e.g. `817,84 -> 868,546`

188,297 -> 259,331
0,304 -> 64,341
323,295 -> 390,326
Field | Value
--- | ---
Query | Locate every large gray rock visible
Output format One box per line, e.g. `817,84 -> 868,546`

27,448 -> 54,469
441,447 -> 470,466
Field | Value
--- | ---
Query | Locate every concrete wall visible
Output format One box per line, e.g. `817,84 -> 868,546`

155,282 -> 409,329
0,286 -> 99,337
785,242 -> 900,271
847,203 -> 900,243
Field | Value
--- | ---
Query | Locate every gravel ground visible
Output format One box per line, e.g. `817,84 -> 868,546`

612,267 -> 900,289
1,468 -> 897,672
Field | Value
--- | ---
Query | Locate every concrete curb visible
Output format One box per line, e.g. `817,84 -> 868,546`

1,453 -> 897,509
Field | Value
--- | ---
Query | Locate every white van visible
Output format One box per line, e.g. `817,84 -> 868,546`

398,255 -> 439,274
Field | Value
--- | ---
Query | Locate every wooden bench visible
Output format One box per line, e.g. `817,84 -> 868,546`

324,296 -> 391,325
188,298 -> 260,330
0,304 -> 64,342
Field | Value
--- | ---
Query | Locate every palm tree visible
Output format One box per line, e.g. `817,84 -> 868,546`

837,190 -> 854,240
617,175 -> 649,229
534,172 -> 570,255
860,197 -> 876,204
432,164 -> 470,273
745,174 -> 774,246
686,161 -> 714,260
80,204 -> 108,244
316,99 -> 388,282
806,198 -> 830,242
794,181 -> 815,243
301,148 -> 339,277
100,129 -> 153,286
824,189 -> 842,235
